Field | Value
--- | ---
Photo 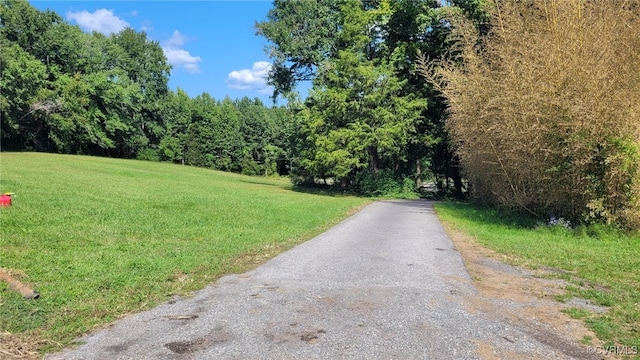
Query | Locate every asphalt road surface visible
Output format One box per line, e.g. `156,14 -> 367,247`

46,200 -> 595,360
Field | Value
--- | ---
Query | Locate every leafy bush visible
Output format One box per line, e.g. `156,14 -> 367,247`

136,148 -> 160,162
354,170 -> 418,198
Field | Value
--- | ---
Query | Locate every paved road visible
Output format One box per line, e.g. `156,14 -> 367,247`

46,200 -> 594,359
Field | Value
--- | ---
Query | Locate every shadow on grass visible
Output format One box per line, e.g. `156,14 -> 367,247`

237,177 -> 288,188
236,177 -> 368,198
436,201 -> 541,230
439,201 -> 640,241
289,184 -> 367,198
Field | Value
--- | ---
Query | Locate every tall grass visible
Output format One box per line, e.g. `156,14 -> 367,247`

0,153 -> 369,352
421,1 -> 640,228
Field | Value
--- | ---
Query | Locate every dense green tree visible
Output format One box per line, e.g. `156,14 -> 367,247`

236,97 -> 291,176
185,92 -> 218,168
450,0 -> 490,34
111,28 -> 171,157
236,97 -> 271,175
0,0 -> 62,66
0,1 -> 171,157
158,88 -> 192,163
34,69 -> 143,155
0,0 -> 106,77
185,95 -> 242,171
42,72 -> 111,153
0,42 -> 48,149
256,0 -> 343,100
267,105 -> 293,175
111,28 -> 170,100
385,0 -> 453,191
293,0 -> 425,190
214,97 -> 244,171
43,22 -> 94,75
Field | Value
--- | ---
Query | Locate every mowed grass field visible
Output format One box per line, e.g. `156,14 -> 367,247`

435,202 -> 640,354
0,153 -> 370,353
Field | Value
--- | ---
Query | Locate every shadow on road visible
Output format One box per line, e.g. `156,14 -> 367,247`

437,201 -> 540,230
379,199 -> 436,212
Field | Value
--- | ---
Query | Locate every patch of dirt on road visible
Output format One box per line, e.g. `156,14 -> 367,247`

164,337 -> 209,354
442,224 -> 613,360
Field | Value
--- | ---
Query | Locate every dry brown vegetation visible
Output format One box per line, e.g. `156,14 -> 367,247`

420,0 -> 640,228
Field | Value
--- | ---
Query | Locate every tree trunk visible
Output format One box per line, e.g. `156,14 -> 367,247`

368,148 -> 379,175
451,168 -> 464,199
415,159 -> 422,187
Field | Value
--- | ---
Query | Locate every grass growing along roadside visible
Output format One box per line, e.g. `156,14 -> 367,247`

0,153 -> 370,354
435,201 -> 640,353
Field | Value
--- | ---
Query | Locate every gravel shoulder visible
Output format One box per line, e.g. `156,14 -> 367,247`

440,223 -> 609,359
45,200 -> 600,359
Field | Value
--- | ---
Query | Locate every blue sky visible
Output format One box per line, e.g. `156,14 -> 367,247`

30,1 -> 295,104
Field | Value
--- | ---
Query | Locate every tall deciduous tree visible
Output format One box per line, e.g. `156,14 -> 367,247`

0,42 -> 48,149
385,0 -> 460,194
111,28 -> 171,157
214,97 -> 244,171
0,0 -> 62,67
158,88 -> 192,164
256,0 -> 343,100
236,97 -> 290,176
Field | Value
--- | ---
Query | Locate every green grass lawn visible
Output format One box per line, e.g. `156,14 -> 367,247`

435,202 -> 640,353
0,153 -> 370,353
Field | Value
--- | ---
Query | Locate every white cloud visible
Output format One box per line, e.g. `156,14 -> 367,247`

163,47 -> 202,73
162,31 -> 202,74
66,9 -> 129,35
166,30 -> 189,47
226,61 -> 272,93
140,20 -> 153,32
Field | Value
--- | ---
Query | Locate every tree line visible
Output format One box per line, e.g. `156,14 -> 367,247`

4,0 -> 638,229
0,0 -> 291,176
2,0 -> 476,197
